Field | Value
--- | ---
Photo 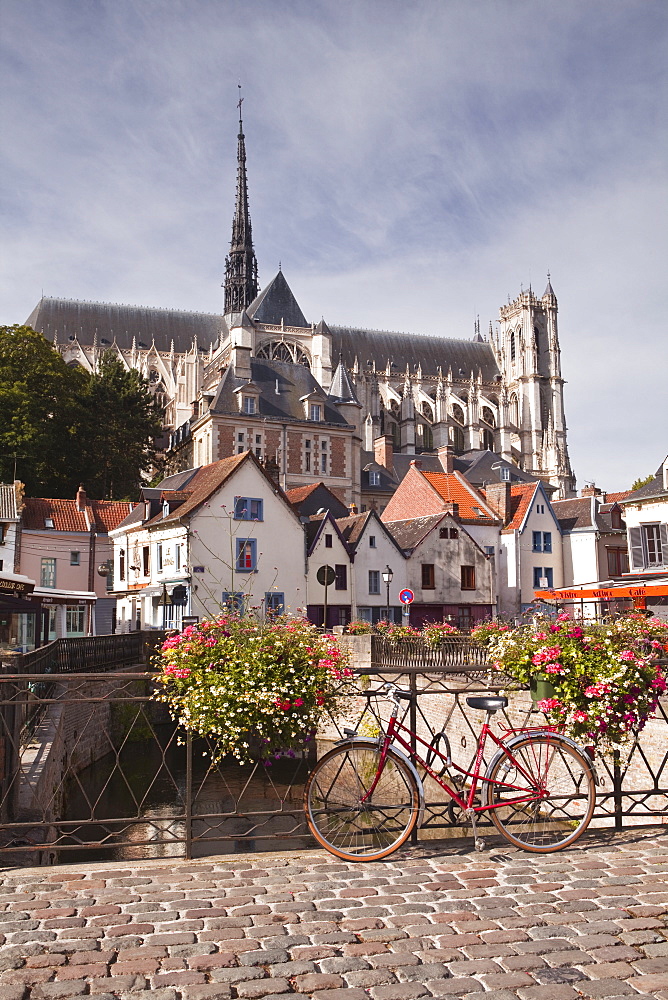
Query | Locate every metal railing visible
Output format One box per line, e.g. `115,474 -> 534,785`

14,631 -> 166,675
0,656 -> 665,865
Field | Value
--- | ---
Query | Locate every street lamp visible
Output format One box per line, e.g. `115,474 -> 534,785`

382,565 -> 394,623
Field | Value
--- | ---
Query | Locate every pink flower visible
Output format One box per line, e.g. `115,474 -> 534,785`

557,612 -> 571,622
652,671 -> 667,693
536,697 -> 562,712
619,650 -> 637,662
294,697 -> 304,708
573,709 -> 588,722
545,663 -> 564,674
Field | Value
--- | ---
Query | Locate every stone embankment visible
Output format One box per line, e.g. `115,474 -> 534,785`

1,830 -> 667,1000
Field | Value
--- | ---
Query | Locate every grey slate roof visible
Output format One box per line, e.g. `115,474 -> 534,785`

0,485 -> 18,520
26,298 -> 225,354
247,271 -> 308,328
383,513 -> 447,552
455,450 -> 549,491
622,473 -> 667,501
330,328 -> 500,382
328,359 -> 360,404
209,358 -> 351,426
552,497 -> 626,534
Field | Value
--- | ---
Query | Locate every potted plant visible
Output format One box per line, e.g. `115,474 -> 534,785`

482,612 -> 667,753
422,620 -> 460,646
154,613 -> 353,765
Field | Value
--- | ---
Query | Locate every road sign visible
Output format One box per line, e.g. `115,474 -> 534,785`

317,565 -> 336,587
399,589 -> 414,605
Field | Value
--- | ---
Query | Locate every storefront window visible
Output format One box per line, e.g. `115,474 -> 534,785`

66,605 -> 86,636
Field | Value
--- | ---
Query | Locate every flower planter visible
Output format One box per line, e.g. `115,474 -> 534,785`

530,677 -> 557,704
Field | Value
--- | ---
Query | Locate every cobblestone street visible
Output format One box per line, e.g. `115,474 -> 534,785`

1,828 -> 667,1000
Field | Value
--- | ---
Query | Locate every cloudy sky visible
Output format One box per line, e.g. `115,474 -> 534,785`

2,0 -> 666,491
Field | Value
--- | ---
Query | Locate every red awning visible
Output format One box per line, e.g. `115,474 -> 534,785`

536,582 -> 668,602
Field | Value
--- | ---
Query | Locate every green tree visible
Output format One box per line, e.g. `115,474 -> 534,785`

0,326 -> 163,499
78,352 -> 164,499
0,325 -> 87,495
631,473 -> 654,491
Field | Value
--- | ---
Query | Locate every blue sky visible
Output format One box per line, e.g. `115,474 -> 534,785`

2,0 -> 666,491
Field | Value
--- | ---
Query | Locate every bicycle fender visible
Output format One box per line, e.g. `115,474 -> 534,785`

481,731 -> 598,809
331,737 -> 426,828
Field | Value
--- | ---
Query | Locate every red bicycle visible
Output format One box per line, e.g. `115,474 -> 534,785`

304,682 -> 597,860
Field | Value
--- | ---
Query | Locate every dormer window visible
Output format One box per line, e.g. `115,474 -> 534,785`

309,403 -> 322,421
163,501 -> 170,518
369,471 -> 381,487
234,382 -> 260,415
501,467 -> 510,482
44,517 -> 54,529
243,396 -> 256,415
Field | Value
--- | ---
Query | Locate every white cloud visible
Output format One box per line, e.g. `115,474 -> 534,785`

1,0 -> 666,490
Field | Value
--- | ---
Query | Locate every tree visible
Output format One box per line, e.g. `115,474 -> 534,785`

0,326 -> 163,499
78,352 -> 164,499
631,474 -> 654,491
0,325 -> 87,495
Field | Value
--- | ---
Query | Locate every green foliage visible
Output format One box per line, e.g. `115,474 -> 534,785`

154,614 -> 354,764
0,327 -> 162,499
487,612 -> 668,753
631,473 -> 654,491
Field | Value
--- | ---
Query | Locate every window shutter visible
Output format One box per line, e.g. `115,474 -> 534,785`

628,527 -> 644,570
660,524 -> 668,566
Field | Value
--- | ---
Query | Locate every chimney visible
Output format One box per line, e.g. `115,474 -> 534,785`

409,459 -> 422,469
373,434 -> 393,471
443,502 -> 459,518
437,445 -> 454,474
231,345 -> 252,380
580,484 -> 602,498
485,482 -> 511,524
348,503 -> 358,515
76,485 -> 87,512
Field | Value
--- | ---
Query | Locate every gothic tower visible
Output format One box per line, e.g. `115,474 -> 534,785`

223,98 -> 259,316
494,277 -> 575,498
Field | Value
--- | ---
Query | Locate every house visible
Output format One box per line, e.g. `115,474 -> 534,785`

0,481 -> 40,652
483,481 -> 564,616
110,451 -> 307,630
18,487 -> 132,638
383,512 -> 494,629
304,512 -> 353,628
552,485 -> 630,587
620,456 -> 668,595
334,509 -> 407,624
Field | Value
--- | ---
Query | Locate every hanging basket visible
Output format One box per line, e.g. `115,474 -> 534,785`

530,677 -> 557,704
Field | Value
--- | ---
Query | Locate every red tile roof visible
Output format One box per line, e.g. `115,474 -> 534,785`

285,483 -> 323,504
501,483 -> 539,532
605,490 -> 634,504
22,498 -> 132,533
420,471 -> 496,522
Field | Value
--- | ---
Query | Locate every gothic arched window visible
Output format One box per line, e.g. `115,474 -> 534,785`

510,330 -> 516,362
482,407 -> 496,428
451,403 -> 465,425
482,428 -> 494,451
509,394 -> 519,426
452,426 -> 465,453
416,421 -> 433,451
421,401 -> 433,422
256,341 -> 311,368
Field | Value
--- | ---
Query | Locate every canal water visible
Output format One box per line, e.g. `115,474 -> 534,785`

60,724 -> 314,862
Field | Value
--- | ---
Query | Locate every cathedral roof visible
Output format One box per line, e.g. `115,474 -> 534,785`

26,298 -> 225,355
247,270 -> 309,328
330,327 -> 500,382
209,357 -> 351,426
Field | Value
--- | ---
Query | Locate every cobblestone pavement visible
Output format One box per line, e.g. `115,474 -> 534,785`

1,828 -> 667,1000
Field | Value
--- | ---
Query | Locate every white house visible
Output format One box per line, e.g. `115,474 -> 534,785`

334,509 -> 408,624
621,456 -> 668,585
304,512 -> 354,628
110,452 -> 308,630
552,489 -> 629,587
483,481 -> 564,616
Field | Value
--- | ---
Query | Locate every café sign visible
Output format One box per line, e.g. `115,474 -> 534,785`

0,577 -> 35,597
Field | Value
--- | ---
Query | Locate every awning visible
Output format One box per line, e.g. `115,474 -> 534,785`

0,572 -> 36,597
536,580 -> 668,602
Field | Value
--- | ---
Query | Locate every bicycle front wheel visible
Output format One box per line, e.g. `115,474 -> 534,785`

304,741 -> 420,861
485,735 -> 596,852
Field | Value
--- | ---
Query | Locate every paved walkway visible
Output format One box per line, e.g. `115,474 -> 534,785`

1,829 -> 667,1000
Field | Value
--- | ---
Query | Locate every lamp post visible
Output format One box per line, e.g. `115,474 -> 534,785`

382,565 -> 394,623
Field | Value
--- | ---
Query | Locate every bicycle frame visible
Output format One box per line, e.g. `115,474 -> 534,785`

363,700 -> 554,816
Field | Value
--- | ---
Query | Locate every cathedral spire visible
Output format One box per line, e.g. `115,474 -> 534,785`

223,88 -> 259,316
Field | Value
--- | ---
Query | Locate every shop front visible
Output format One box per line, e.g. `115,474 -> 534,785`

0,573 -> 40,654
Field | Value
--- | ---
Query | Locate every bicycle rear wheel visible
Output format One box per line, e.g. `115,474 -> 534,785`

304,741 -> 420,861
485,735 -> 595,852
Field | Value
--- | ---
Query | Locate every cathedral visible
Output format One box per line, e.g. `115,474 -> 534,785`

26,107 -> 576,505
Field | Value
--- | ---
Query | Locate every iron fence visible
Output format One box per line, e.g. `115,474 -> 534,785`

0,658 -> 665,865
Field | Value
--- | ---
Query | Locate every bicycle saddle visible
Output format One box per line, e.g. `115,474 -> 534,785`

466,696 -> 508,712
